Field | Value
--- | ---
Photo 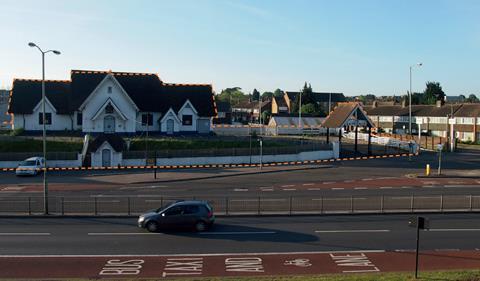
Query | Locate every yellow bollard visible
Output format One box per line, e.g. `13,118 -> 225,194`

425,164 -> 430,176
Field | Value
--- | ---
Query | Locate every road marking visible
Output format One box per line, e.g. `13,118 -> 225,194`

362,178 -> 373,181
260,188 -> 273,192
354,187 -> 367,190
422,181 -> 438,185
0,233 -> 51,236
230,199 -> 286,202
344,180 -> 354,183
0,249 -> 386,258
379,187 -> 392,189
234,188 -> 248,192
302,183 -> 315,186
323,182 -> 335,184
258,186 -> 273,189
429,229 -> 480,232
422,185 -> 441,188
401,186 -> 412,189
377,177 -> 395,180
308,188 -> 321,191
88,233 -> 162,235
444,185 -> 479,188
448,181 -> 466,184
283,188 -> 296,191
281,185 -> 295,188
315,230 -> 390,233
434,249 -> 460,251
198,231 -> 277,235
331,188 -> 344,190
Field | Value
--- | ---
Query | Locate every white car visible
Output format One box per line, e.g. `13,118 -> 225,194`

15,157 -> 45,176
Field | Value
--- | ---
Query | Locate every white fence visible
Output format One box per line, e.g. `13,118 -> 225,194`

343,132 -> 418,152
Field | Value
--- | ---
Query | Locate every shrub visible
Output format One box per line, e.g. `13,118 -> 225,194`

10,128 -> 24,136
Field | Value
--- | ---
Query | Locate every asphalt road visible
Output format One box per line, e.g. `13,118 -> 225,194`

1,214 -> 480,255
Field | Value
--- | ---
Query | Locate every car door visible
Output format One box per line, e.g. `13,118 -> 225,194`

161,205 -> 186,229
182,205 -> 200,226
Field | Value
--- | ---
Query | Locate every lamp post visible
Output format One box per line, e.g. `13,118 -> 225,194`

28,42 -> 61,215
409,62 -> 422,135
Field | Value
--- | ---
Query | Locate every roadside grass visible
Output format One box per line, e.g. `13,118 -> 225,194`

129,138 -> 289,151
0,139 -> 82,152
6,270 -> 480,281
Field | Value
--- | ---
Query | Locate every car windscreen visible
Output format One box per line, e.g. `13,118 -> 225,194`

20,160 -> 36,166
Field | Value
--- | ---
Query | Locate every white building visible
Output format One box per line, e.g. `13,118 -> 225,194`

8,70 -> 217,135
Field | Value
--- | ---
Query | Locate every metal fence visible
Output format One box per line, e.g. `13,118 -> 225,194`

123,143 -> 331,159
1,194 -> 479,216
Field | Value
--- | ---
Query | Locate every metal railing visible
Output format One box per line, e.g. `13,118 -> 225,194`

1,194 -> 479,216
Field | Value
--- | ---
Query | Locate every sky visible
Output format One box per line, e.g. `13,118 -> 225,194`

0,0 -> 479,97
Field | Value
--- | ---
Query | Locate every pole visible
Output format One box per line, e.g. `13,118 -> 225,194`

42,51 -> 48,215
249,125 -> 252,165
437,149 -> 442,175
259,138 -> 263,170
299,91 -> 302,134
328,92 -> 332,114
415,217 -> 420,279
409,66 -> 412,136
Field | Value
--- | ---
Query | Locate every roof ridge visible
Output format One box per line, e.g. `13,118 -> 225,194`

164,83 -> 212,87
13,78 -> 70,83
71,69 -> 159,77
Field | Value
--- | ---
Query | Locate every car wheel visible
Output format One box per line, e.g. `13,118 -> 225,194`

146,221 -> 159,232
195,221 -> 207,232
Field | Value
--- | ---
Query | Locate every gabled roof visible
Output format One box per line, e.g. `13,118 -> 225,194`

365,104 -> 463,117
88,133 -> 126,153
9,70 -> 216,117
452,104 -> 480,117
216,101 -> 231,112
273,96 -> 288,107
8,79 -> 71,114
322,102 -> 374,128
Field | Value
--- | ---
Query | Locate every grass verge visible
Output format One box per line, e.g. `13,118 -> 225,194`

129,138 -> 289,151
0,139 -> 82,152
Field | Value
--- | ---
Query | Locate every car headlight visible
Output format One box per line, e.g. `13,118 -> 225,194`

138,216 -> 145,222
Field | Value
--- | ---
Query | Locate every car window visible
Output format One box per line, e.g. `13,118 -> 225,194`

184,205 -> 199,215
164,206 -> 184,216
20,160 -> 36,166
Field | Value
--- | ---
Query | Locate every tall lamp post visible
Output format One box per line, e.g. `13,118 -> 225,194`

409,62 -> 422,135
28,42 -> 61,215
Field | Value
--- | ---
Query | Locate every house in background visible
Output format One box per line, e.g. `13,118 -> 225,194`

231,100 -> 271,124
8,70 -> 216,135
282,91 -> 346,114
213,101 -> 232,124
0,89 -> 11,129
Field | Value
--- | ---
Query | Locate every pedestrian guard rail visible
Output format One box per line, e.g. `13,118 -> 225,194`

1,194 -> 479,216
343,132 -> 417,153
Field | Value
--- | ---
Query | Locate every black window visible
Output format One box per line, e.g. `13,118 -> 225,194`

164,206 -> 184,216
142,113 -> 153,126
107,86 -> 112,93
105,104 -> 114,114
77,112 -> 83,126
182,115 -> 192,126
38,113 -> 52,125
184,205 -> 200,215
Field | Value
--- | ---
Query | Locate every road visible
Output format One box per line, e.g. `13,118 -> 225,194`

1,214 -> 480,279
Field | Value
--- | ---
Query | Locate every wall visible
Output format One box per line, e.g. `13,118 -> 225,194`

0,154 -> 82,168
135,112 -> 161,132
123,148 -> 336,166
178,102 -> 198,132
20,99 -> 72,131
160,110 -> 181,133
81,76 -> 137,133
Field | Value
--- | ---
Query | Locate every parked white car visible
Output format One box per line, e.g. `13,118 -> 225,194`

15,157 -> 45,176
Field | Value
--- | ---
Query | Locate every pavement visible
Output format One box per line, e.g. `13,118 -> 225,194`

1,214 -> 480,279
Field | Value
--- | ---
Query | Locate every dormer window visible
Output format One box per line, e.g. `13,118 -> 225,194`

107,86 -> 112,94
105,104 -> 114,114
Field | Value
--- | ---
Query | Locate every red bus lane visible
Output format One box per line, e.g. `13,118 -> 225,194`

1,251 -> 480,279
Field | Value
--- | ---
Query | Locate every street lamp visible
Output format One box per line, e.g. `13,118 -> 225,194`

409,62 -> 422,135
28,42 -> 61,215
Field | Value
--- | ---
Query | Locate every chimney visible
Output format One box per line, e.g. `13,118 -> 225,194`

436,100 -> 442,108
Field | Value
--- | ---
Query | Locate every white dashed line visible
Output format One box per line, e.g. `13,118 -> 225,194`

434,249 -> 460,252
401,186 -> 412,189
283,188 -> 296,191
261,188 -> 273,192
323,182 -> 335,184
234,188 -> 248,192
331,188 -> 344,190
444,185 -> 478,188
362,178 -> 373,181
354,187 -> 367,190
281,185 -> 295,188
379,187 -> 392,189
308,188 -> 321,191
0,233 -> 51,236
302,183 -> 315,186
344,180 -> 354,183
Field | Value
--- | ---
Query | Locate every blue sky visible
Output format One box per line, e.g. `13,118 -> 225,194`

1,0 -> 479,97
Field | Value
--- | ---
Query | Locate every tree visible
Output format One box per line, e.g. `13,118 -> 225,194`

467,94 -> 479,103
422,82 -> 445,105
291,82 -> 319,114
261,110 -> 271,125
273,88 -> 284,98
252,89 -> 260,101
261,91 -> 274,101
216,87 -> 248,106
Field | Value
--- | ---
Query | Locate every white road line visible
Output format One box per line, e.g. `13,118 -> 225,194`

315,230 -> 390,233
0,233 -> 51,236
0,249 -> 386,258
429,229 -> 480,232
88,233 -> 161,235
331,188 -> 344,190
444,185 -> 478,188
379,187 -> 392,189
448,181 -> 466,184
354,187 -> 367,190
283,188 -> 296,191
308,188 -> 321,191
344,180 -> 354,183
230,199 -> 286,202
260,188 -> 273,192
303,183 -> 315,186
401,186 -> 412,189
234,188 -> 248,192
323,181 -> 335,184
377,177 -> 395,180
422,185 -> 440,188
434,249 -> 460,251
198,231 -> 277,235
362,178 -> 373,181
281,185 -> 296,188
259,186 -> 273,189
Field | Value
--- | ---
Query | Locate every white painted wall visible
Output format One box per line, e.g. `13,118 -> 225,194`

90,141 -> 122,167
135,112 -> 161,132
160,110 -> 181,133
178,102 -> 198,132
15,100 -> 72,131
122,149 -> 335,166
81,76 -> 137,133
0,154 -> 82,168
